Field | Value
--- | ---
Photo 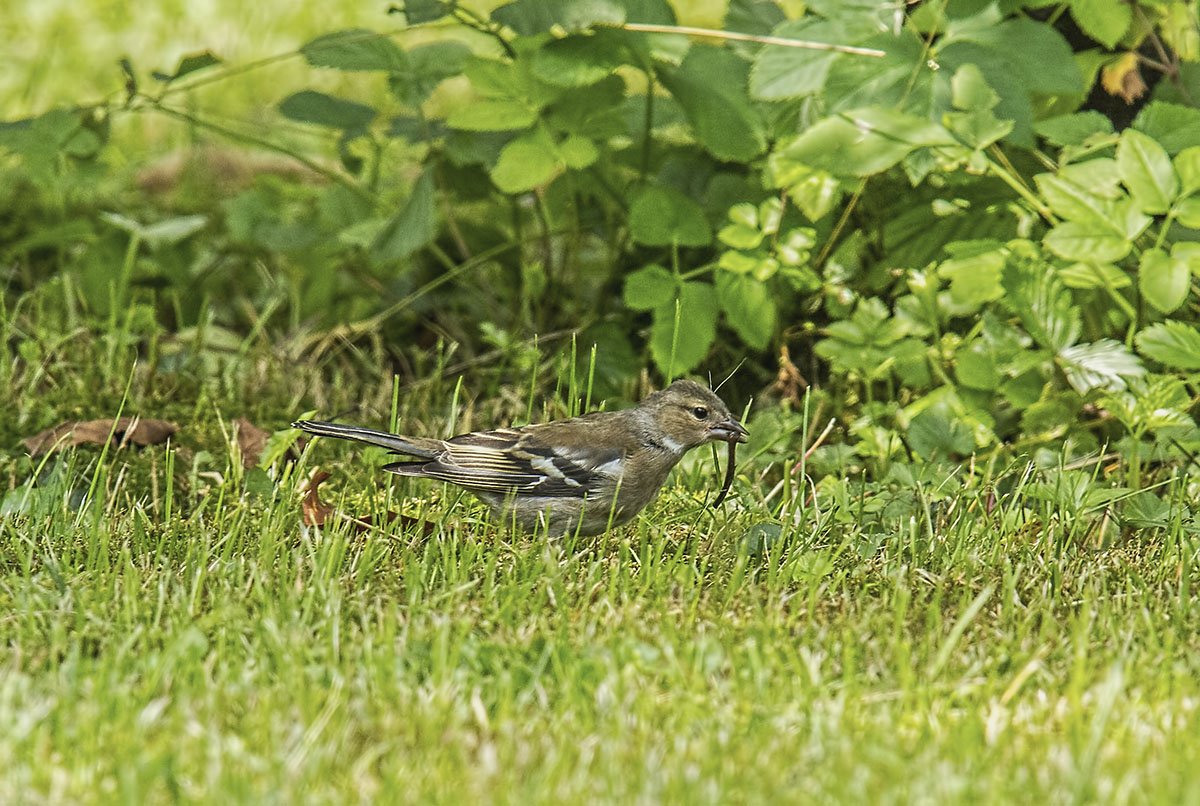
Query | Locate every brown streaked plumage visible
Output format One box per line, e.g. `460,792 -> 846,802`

293,379 -> 748,536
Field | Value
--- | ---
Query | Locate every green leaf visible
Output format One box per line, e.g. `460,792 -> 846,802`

629,186 -> 712,247
490,127 -> 560,193
939,16 -> 1082,146
388,42 -> 471,106
300,30 -> 406,72
717,223 -> 763,250
749,16 -> 879,101
1057,262 -> 1131,290
718,251 -> 761,274
655,45 -> 766,162
938,249 -> 1005,310
1068,0 -> 1131,49
1002,263 -> 1080,352
557,134 -> 598,168
1058,340 -> 1144,394
532,31 -> 625,87
775,108 -> 954,177
152,51 -> 221,82
278,91 -> 377,129
1057,159 -> 1122,199
1117,129 -> 1178,214
950,63 -> 999,111
491,0 -> 628,35
369,171 -> 437,264
725,0 -> 785,36
1171,196 -> 1200,227
397,0 -> 451,24
943,108 -> 1013,151
1042,221 -> 1132,263
907,409 -> 975,460
447,99 -> 538,131
790,169 -> 842,221
1034,112 -> 1113,147
623,264 -> 676,310
650,281 -> 718,377
1132,101 -> 1200,155
1173,241 -> 1200,276
1136,321 -> 1200,370
1035,174 -> 1121,229
716,272 -> 776,350
955,346 -> 997,391
1174,146 -> 1200,196
1138,248 -> 1189,314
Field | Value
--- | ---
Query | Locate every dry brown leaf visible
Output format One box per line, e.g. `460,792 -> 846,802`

233,417 -> 271,468
301,471 -> 433,535
1101,52 -> 1147,104
24,417 -> 179,457
302,471 -> 336,527
233,417 -> 304,468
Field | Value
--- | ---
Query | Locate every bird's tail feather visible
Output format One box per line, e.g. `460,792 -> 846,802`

292,420 -> 439,458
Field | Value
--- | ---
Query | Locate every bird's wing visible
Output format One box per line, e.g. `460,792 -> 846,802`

385,426 -> 624,497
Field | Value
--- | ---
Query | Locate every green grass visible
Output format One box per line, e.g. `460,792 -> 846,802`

2,302 -> 1200,805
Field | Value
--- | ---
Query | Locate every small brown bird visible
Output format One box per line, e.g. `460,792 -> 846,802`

293,380 -> 748,536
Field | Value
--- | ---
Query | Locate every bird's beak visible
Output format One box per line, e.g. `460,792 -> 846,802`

710,419 -> 749,444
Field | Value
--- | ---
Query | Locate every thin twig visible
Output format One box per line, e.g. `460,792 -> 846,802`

618,23 -> 886,57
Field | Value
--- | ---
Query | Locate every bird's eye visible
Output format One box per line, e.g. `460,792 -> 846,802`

691,406 -> 709,420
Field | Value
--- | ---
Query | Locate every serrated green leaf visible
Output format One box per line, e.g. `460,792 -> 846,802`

491,0 -> 627,35
650,282 -> 718,377
749,16 -> 879,101
907,409 -> 975,460
1057,262 -> 1131,290
278,91 -> 377,129
557,134 -> 598,168
532,31 -> 625,87
1174,146 -> 1200,196
718,251 -> 760,274
717,272 -> 776,350
1132,101 -> 1200,154
1034,112 -> 1113,147
1057,159 -> 1122,199
939,17 -> 1082,147
629,186 -> 711,247
1139,247 -> 1189,314
301,30 -> 406,72
1117,129 -> 1179,214
369,170 -> 437,264
655,45 -> 765,162
398,0 -> 451,24
153,51 -> 221,82
951,64 -> 999,111
1002,263 -> 1081,352
938,250 -> 1005,309
623,264 -> 676,310
955,346 -> 997,391
1173,241 -> 1200,276
1068,0 -> 1131,49
1136,321 -> 1200,370
490,127 -> 560,192
1042,221 -> 1131,263
775,108 -> 955,177
447,99 -> 538,131
1059,340 -> 1144,394
1035,174 -> 1121,229
388,42 -> 471,106
717,223 -> 763,250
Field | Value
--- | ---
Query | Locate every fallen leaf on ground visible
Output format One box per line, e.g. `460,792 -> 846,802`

24,417 -> 179,456
301,471 -> 433,535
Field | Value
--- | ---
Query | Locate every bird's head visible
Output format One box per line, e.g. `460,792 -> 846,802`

639,379 -> 749,452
